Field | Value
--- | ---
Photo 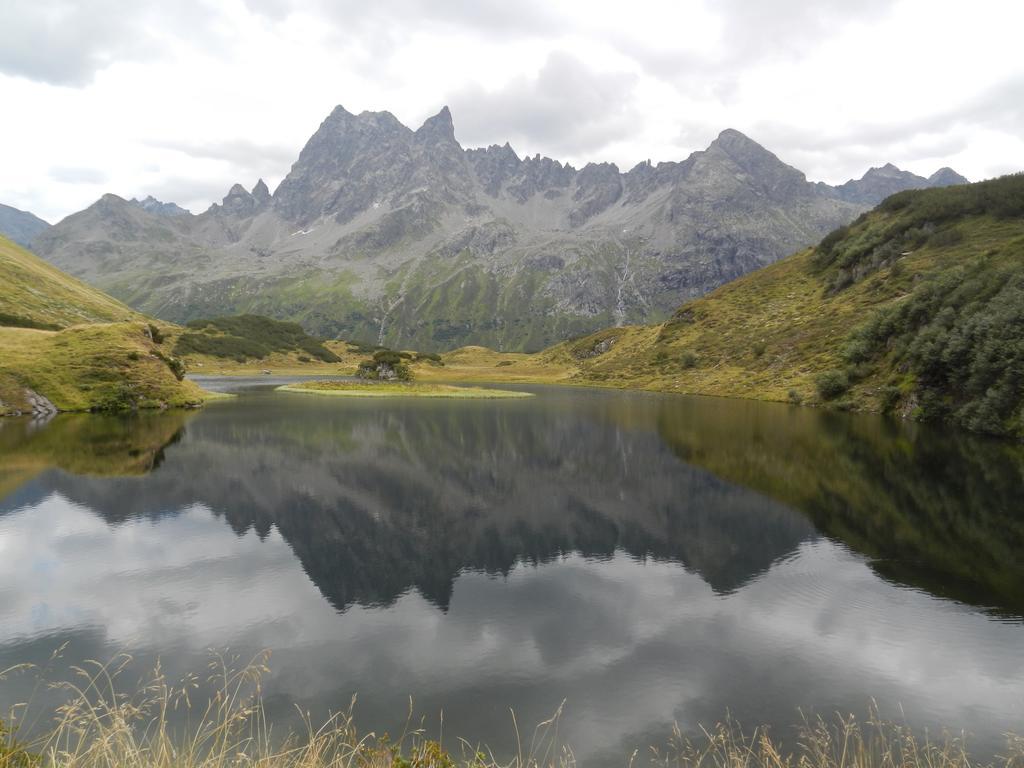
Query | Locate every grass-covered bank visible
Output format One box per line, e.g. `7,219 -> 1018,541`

1,656 -> 1020,768
0,235 -> 212,416
278,380 -> 533,399
0,323 -> 209,416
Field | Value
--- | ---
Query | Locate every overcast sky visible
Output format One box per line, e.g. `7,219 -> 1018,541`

2,0 -> 1022,222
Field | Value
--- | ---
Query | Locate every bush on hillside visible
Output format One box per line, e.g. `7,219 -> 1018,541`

173,315 -> 340,362
815,370 -> 849,400
355,348 -> 413,381
813,174 -> 1024,286
844,262 -> 1024,436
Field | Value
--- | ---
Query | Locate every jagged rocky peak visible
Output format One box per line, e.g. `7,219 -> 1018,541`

833,162 -> 967,205
216,182 -> 270,217
863,162 -> 910,179
415,105 -> 458,144
130,195 -> 189,217
273,104 -> 427,225
252,178 -> 271,204
466,142 -> 523,196
570,162 -> 624,227
699,128 -> 809,198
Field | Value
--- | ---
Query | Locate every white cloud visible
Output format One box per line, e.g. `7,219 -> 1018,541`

0,0 -> 1022,221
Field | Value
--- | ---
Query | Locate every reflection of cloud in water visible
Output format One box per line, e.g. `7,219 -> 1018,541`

1,389 -> 1023,766
1,498 -> 1023,765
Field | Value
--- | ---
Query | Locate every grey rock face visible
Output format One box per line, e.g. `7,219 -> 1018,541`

831,162 -> 968,205
31,106 -> 968,351
928,168 -> 969,187
130,196 -> 190,218
24,388 -> 58,421
0,203 -> 50,249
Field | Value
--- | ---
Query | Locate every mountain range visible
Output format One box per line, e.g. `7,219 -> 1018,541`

23,106 -> 966,350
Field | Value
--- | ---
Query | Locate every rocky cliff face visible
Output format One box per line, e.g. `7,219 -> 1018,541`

32,107 -> 967,351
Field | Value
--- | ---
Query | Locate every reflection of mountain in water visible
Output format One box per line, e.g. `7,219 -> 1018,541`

655,398 -> 1024,618
4,389 -> 1021,618
0,394 -> 812,609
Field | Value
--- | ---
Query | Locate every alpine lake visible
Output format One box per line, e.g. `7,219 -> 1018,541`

1,377 -> 1022,766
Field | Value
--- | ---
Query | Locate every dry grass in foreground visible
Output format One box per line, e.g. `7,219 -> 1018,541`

1,654 -> 1021,768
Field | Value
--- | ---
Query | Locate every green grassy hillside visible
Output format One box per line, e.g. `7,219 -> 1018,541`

170,314 -> 341,363
538,175 -> 1024,438
0,235 -> 139,329
0,323 -> 208,416
0,236 -> 209,415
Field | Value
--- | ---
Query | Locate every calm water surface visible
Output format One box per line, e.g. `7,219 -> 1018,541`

1,379 -> 1022,764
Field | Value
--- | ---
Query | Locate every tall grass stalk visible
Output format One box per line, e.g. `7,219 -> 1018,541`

1,655 -> 1020,768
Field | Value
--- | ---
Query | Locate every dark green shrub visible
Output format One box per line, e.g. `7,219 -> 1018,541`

817,225 -> 850,259
787,389 -> 803,405
841,258 -> 1024,436
154,350 -> 186,381
930,227 -> 964,248
0,312 -> 61,331
175,315 -> 340,362
842,338 -> 872,364
680,350 -> 698,369
373,349 -> 403,366
357,354 -> 413,381
815,370 -> 849,400
297,355 -> 311,363
752,341 -> 766,358
147,323 -> 165,344
879,385 -> 902,413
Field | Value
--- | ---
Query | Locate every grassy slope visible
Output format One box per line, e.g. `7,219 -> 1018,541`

0,323 -> 208,415
0,235 -> 211,414
0,235 -> 140,329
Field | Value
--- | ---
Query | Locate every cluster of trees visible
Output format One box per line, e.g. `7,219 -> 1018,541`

814,173 -> 1024,294
807,175 -> 1024,437
356,348 -> 413,380
844,263 -> 1024,436
173,315 -> 341,363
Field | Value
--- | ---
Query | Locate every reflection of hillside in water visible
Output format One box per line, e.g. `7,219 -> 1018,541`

4,388 -> 1021,618
655,397 -> 1024,618
1,393 -> 813,610
0,411 -> 190,498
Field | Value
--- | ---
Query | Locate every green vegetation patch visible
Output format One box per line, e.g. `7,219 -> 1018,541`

0,322 -> 207,414
278,381 -> 533,399
173,314 -> 341,362
0,235 -> 139,329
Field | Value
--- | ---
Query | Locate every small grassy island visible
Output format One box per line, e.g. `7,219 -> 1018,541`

278,380 -> 533,399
